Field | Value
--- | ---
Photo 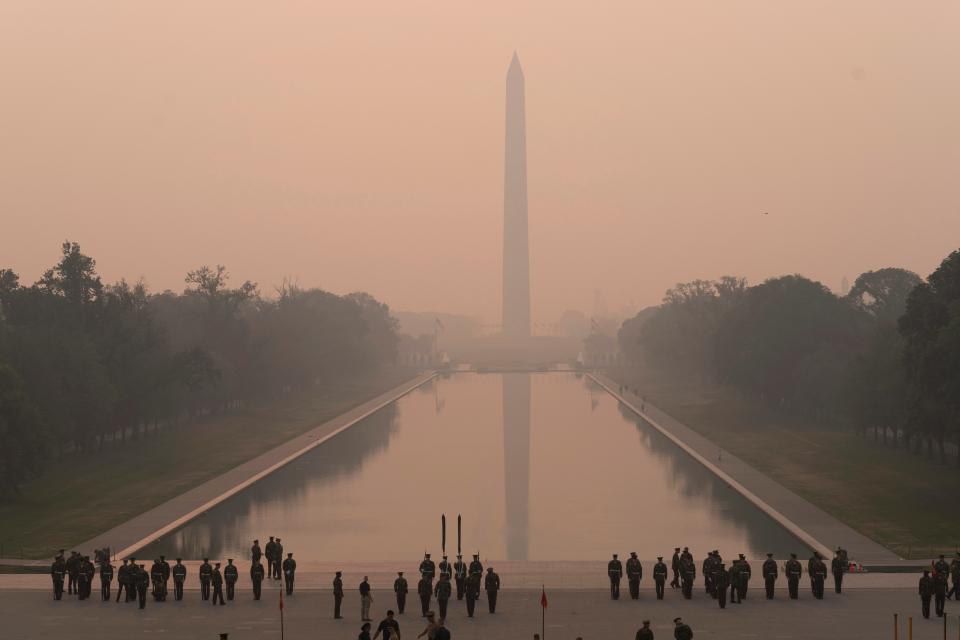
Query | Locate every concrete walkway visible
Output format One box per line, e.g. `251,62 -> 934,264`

588,373 -> 900,565
70,372 -> 437,561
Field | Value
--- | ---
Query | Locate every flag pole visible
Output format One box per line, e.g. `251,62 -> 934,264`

541,583 -> 546,640
280,585 -> 285,640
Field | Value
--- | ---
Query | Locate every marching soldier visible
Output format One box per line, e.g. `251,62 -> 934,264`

469,553 -> 483,579
136,564 -> 149,609
251,539 -> 262,564
392,571 -> 407,615
51,554 -> 66,601
274,539 -> 284,580
716,563 -> 729,608
332,571 -> 344,617
485,567 -> 500,613
670,548 -> 681,589
438,555 -> 452,579
150,558 -> 164,601
251,559 -> 265,601
282,553 -> 296,596
762,553 -> 778,599
419,553 -> 436,583
831,551 -> 845,594
453,554 -> 467,600
100,558 -> 114,601
653,556 -> 668,600
919,569 -> 934,619
224,559 -> 238,600
199,558 -> 213,601
626,552 -> 643,600
172,559 -> 187,601
211,562 -> 225,606
785,553 -> 802,599
608,553 -> 623,600
465,570 -> 481,618
417,573 -> 432,617
434,573 -> 452,619
680,555 -> 696,600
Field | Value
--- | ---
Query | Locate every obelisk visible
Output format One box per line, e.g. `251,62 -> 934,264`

502,52 -> 531,339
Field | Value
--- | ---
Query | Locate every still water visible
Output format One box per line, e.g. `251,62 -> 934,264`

139,373 -> 805,561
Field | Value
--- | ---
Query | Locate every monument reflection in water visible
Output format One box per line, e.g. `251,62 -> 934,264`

139,373 -> 804,562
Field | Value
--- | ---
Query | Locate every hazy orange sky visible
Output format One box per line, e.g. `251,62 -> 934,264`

2,1 -> 959,324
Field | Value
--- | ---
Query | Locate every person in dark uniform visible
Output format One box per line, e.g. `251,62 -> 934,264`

673,617 -> 693,640
438,555 -> 452,579
626,552 -> 642,600
465,571 -> 480,618
251,540 -> 262,565
150,559 -> 164,601
716,563 -> 729,608
211,563 -> 225,606
264,537 -> 277,579
100,558 -> 114,601
274,539 -> 284,580
127,557 -> 139,602
114,559 -> 128,603
702,552 -> 715,597
434,573 -> 452,619
670,548 -> 681,589
51,555 -> 66,601
608,554 -> 623,600
418,574 -> 432,617
785,553 -> 802,599
66,552 -> 79,596
159,555 -> 171,600
919,569 -> 934,619
831,551 -> 845,594
728,560 -> 740,604
636,620 -> 654,640
419,553 -> 436,583
948,552 -> 960,601
680,556 -> 696,600
199,558 -> 213,600
392,571 -> 406,615
485,567 -> 500,613
251,559 -> 265,601
736,554 -> 750,600
453,555 -> 467,600
653,556 -> 668,600
808,553 -> 826,599
373,610 -> 400,640
172,559 -> 187,601
81,556 -> 96,600
282,553 -> 296,596
224,559 -> 238,600
762,553 -> 777,599
136,564 -> 149,609
934,560 -> 948,617
468,554 -> 483,579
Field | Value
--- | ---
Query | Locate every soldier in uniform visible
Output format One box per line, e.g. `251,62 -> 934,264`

417,573 -> 432,617
264,537 -> 277,579
831,551 -> 845,594
211,562 -> 225,605
736,554 -> 750,601
172,559 -> 187,601
670,548 -> 681,589
159,555 -> 171,599
331,571 -> 344,617
114,559 -> 128,603
715,563 -> 729,608
274,539 -> 284,580
680,555 -> 696,600
282,553 -> 296,596
702,552 -> 715,597
469,554 -> 483,579
438,555 -> 452,579
419,553 -> 436,584
948,552 -> 960,601
150,558 -> 164,601
785,553 -> 802,599
224,559 -> 238,600
762,553 -> 778,599
653,556 -> 668,600
127,557 -> 139,602
636,620 -> 654,640
392,571 -> 406,615
66,552 -> 79,596
199,557 -> 213,601
673,617 -> 693,640
51,554 -> 66,601
100,558 -> 114,601
136,564 -> 149,609
728,560 -> 740,604
465,571 -> 481,618
78,556 -> 93,600
251,539 -> 262,565
251,559 -> 265,601
626,552 -> 643,600
453,554 -> 467,600
919,569 -> 934,619
934,557 -> 948,617
434,573 -> 452,619
608,553 -> 623,600
485,567 -> 500,613
808,553 -> 826,599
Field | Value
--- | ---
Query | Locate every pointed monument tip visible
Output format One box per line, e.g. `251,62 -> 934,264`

508,51 -> 523,76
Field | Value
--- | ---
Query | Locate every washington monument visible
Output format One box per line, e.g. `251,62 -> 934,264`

502,52 -> 531,339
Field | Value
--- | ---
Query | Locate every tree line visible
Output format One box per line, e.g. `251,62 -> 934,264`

0,242 -> 399,496
618,248 -> 960,466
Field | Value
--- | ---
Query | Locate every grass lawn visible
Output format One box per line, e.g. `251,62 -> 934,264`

0,368 -> 417,560
610,365 -> 960,559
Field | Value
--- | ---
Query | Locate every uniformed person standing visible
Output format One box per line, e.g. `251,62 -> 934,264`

66,552 -> 79,596
831,552 -> 845,594
485,567 -> 500,613
417,574 -> 432,617
264,537 -> 277,580
680,555 -> 696,600
453,555 -> 467,600
159,555 -> 171,600
670,548 -> 681,589
199,558 -> 213,601
762,553 -> 777,599
274,539 -> 284,580
608,554 -> 623,600
438,555 -> 452,579
173,559 -> 187,601
136,564 -> 149,609
727,560 -> 740,604
785,553 -> 802,599
51,555 -> 66,601
736,554 -> 750,601
702,552 -> 715,597
224,559 -> 238,600
716,563 -> 729,608
211,562 -> 226,606
79,556 -> 95,600
114,559 -> 128,603
465,571 -> 480,618
468,554 -> 483,580
282,553 -> 296,596
626,552 -> 642,600
251,539 -> 262,565
934,559 -> 948,617
949,552 -> 960,601
653,556 -> 668,600
392,571 -> 407,615
419,553 -> 436,584
251,559 -> 265,601
919,569 -> 934,619
332,571 -> 344,617
434,573 -> 452,619
127,557 -> 139,602
150,558 -> 164,601
808,553 -> 826,599
100,559 -> 114,601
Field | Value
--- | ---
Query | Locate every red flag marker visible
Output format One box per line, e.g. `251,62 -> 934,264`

540,588 -> 548,608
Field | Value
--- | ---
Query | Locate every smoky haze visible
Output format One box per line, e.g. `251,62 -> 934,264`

2,1 -> 959,323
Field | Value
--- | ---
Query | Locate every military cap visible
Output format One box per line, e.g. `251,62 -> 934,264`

766,553 -> 773,557
657,556 -> 663,560
673,617 -> 683,623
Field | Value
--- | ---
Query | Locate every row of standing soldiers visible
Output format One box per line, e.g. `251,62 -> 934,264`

607,547 -> 849,606
918,553 -> 960,619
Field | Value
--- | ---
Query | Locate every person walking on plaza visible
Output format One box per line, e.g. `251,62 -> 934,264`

99,558 -> 114,601
136,564 -> 149,609
333,571 -> 344,618
417,573 -> 432,617
736,554 -> 750,600
51,555 -> 66,601
670,548 -> 681,589
224,559 -> 238,600
393,571 -> 408,614
251,559 -> 264,601
653,556 -> 668,600
673,617 -> 693,640
831,551 -> 845,594
919,569 -> 934,619
172,559 -> 187,601
949,552 -> 960,600
434,573 -> 452,620
416,611 -> 436,639
728,561 -> 740,604
785,553 -> 802,599
636,620 -> 654,640
211,562 -> 226,606
626,552 -> 643,600
680,555 -> 696,600
465,571 -> 480,618
360,575 -> 374,622
934,561 -> 948,617
608,553 -> 623,600
433,618 -> 450,640
373,610 -> 400,640
716,563 -> 729,608
199,558 -> 213,600
485,567 -> 500,613
359,622 -> 373,640
702,552 -> 716,598
282,553 -> 296,596
762,553 -> 777,599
